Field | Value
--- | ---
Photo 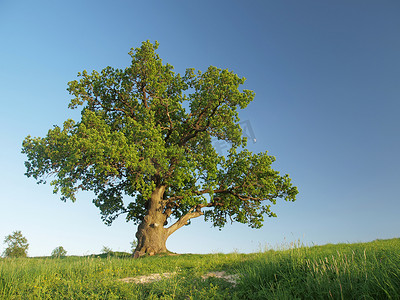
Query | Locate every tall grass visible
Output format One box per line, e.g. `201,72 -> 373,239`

0,238 -> 399,299
0,253 -> 244,299
236,238 -> 400,299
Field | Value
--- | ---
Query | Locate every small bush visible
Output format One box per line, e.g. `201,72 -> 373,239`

101,246 -> 113,255
51,246 -> 67,258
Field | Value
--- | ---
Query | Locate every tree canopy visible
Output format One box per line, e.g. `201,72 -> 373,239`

22,41 -> 298,256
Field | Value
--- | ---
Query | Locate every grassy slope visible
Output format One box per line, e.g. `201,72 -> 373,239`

0,238 -> 399,299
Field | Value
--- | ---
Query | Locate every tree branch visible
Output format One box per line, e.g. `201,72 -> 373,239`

166,206 -> 203,237
179,100 -> 221,146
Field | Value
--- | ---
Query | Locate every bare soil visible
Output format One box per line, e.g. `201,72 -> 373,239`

119,270 -> 239,285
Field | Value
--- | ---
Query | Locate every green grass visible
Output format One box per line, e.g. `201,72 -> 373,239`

0,238 -> 399,299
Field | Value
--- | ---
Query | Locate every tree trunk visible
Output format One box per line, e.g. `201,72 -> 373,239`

133,186 -> 169,258
134,217 -> 169,258
133,185 -> 204,258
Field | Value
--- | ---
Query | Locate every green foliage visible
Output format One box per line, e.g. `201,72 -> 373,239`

22,40 -> 298,230
131,239 -> 138,254
2,231 -> 29,258
51,246 -> 67,258
0,239 -> 398,299
101,246 -> 113,255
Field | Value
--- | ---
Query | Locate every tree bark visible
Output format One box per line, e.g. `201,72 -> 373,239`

134,217 -> 169,258
133,186 -> 204,258
133,186 -> 169,258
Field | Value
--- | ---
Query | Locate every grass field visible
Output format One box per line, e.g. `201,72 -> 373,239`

1,238 -> 399,299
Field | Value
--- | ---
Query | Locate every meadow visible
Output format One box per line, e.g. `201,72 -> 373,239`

0,238 -> 399,299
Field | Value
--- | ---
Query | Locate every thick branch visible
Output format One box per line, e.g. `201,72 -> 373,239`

166,207 -> 203,237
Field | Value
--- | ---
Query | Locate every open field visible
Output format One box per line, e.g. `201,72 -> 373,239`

1,238 -> 399,299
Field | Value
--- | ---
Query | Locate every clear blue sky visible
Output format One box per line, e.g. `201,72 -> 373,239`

1,1 -> 399,257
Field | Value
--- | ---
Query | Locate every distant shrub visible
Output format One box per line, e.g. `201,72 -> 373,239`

51,246 -> 67,258
131,239 -> 138,254
2,230 -> 29,258
101,246 -> 113,255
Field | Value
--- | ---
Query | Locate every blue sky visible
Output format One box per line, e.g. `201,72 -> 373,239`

1,1 -> 399,257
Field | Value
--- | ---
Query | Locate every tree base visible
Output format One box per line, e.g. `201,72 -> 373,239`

133,247 -> 167,258
133,219 -> 169,258
133,249 -> 177,258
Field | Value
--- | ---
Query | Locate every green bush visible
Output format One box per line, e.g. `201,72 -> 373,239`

51,246 -> 67,258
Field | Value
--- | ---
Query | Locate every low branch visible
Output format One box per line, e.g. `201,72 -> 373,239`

166,206 -> 203,237
165,201 -> 223,237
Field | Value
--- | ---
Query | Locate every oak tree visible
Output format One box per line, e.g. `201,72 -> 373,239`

22,41 -> 298,257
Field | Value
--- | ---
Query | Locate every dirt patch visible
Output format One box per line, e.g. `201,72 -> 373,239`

119,272 -> 177,284
201,271 -> 240,286
119,270 -> 239,286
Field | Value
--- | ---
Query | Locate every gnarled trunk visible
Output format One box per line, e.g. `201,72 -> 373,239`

133,186 -> 169,258
133,185 -> 204,258
134,218 -> 168,258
